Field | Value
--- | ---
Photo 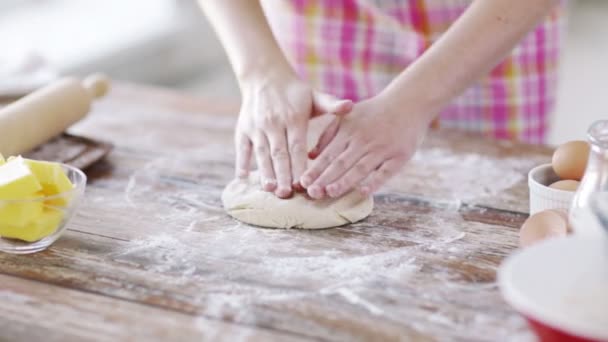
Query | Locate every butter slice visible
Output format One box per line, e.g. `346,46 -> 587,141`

25,159 -> 74,206
0,157 -> 42,200
0,209 -> 64,242
0,194 -> 44,227
25,159 -> 73,193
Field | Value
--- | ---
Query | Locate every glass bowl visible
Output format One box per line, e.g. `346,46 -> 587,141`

0,164 -> 86,254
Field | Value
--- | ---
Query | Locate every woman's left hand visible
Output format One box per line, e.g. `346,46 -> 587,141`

300,95 -> 433,199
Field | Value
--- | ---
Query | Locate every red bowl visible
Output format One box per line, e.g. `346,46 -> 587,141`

498,235 -> 608,342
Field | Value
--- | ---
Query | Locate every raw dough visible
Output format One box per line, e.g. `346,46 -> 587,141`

221,172 -> 374,229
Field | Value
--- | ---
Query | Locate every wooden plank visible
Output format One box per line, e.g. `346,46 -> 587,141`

25,134 -> 113,170
0,274 -> 308,342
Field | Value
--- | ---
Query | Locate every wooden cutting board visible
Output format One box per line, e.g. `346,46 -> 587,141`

23,133 -> 112,169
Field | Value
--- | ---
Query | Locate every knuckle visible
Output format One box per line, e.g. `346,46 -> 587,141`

329,183 -> 343,195
270,147 -> 289,159
254,144 -> 268,155
289,140 -> 306,154
333,158 -> 348,169
291,158 -> 307,172
351,132 -> 372,144
394,149 -> 409,159
354,162 -> 369,175
262,114 -> 282,128
285,113 -> 304,125
306,167 -> 321,178
319,153 -> 334,164
379,166 -> 392,177
374,143 -> 391,152
357,135 -> 373,147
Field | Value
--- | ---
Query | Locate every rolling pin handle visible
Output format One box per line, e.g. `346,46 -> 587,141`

83,73 -> 111,99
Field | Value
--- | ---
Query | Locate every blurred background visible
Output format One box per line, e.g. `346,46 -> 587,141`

0,0 -> 605,145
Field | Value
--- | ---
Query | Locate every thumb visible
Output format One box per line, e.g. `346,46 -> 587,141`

312,91 -> 353,117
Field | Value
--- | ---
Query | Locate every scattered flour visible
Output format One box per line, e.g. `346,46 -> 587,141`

393,148 -> 531,202
100,146 -> 530,339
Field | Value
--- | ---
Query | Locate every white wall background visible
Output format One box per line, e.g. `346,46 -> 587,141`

548,0 -> 608,145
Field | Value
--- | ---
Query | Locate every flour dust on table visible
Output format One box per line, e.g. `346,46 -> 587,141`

221,171 -> 374,229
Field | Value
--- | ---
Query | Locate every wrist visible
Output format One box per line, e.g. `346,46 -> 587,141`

235,60 -> 297,90
374,88 -> 438,129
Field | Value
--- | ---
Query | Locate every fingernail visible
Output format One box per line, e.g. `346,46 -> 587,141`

275,186 -> 293,199
308,185 -> 323,199
292,182 -> 305,192
263,179 -> 277,191
326,184 -> 339,198
301,175 -> 313,188
360,186 -> 370,195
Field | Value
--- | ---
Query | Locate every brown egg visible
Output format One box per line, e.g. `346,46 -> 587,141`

552,141 -> 590,180
520,210 -> 568,247
549,179 -> 580,192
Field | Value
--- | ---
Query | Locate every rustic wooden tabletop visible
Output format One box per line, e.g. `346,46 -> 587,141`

0,83 -> 553,341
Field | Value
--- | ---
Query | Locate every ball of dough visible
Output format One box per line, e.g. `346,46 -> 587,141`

552,141 -> 590,181
520,210 -> 568,248
221,172 -> 374,229
549,179 -> 580,192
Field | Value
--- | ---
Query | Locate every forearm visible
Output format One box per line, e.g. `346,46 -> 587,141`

198,0 -> 295,85
381,0 -> 559,123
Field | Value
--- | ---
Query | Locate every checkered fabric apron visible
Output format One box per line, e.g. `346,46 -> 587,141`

262,0 -> 566,143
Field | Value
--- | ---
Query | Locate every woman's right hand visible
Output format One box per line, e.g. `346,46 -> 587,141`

236,73 -> 353,199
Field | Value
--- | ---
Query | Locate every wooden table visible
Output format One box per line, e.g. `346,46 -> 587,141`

0,83 -> 553,341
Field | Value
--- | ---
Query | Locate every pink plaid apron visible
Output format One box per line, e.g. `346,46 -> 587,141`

262,0 -> 565,143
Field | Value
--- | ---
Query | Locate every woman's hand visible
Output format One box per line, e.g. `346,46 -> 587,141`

300,95 -> 433,199
236,73 -> 353,198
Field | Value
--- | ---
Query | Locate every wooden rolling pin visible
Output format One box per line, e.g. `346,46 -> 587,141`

0,73 -> 110,156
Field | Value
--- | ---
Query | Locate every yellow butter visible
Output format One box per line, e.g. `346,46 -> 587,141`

25,159 -> 73,193
0,194 -> 45,227
0,157 -> 73,241
0,157 -> 42,200
25,159 -> 74,206
0,209 -> 64,242
0,154 -> 5,165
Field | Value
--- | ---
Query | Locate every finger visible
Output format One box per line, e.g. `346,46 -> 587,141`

312,91 -> 353,117
235,132 -> 253,178
252,133 -> 276,192
266,127 -> 293,198
287,124 -> 307,192
301,138 -> 348,199
325,153 -> 383,198
359,158 -> 404,195
311,142 -> 367,190
308,117 -> 341,159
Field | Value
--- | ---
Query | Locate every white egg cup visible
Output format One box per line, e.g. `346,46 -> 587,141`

528,164 -> 576,215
